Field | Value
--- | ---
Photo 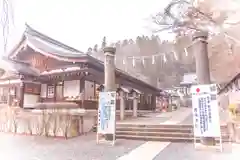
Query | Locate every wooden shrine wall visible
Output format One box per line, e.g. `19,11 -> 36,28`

24,83 -> 41,95
16,48 -> 71,72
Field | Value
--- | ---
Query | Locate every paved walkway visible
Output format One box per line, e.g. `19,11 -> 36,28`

0,131 -> 239,160
116,107 -> 231,160
116,107 -> 191,160
117,107 -> 192,125
117,141 -> 170,160
0,107 -> 234,160
154,142 -> 240,160
0,133 -> 144,160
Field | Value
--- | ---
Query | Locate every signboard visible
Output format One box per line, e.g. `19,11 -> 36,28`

97,91 -> 116,135
191,84 -> 222,151
191,84 -> 220,137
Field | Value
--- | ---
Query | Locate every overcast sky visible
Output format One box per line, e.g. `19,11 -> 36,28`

0,0 -> 174,54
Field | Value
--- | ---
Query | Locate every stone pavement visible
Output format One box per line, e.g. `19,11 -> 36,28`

154,142 -> 240,160
116,107 -> 191,160
117,107 -> 192,125
0,107 -> 237,160
116,107 -> 234,160
0,133 -> 144,160
1,131 -> 239,160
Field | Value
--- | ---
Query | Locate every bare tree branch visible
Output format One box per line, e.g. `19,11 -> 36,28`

151,0 -> 236,35
0,0 -> 14,53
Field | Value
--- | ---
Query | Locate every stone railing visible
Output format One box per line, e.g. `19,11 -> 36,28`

0,107 -> 155,138
0,107 -> 92,138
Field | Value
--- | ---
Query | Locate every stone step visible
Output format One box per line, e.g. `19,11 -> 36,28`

116,124 -> 193,129
116,135 -> 230,143
116,131 -> 193,137
116,127 -> 193,133
116,131 -> 229,138
116,124 -> 227,130
116,127 -> 228,134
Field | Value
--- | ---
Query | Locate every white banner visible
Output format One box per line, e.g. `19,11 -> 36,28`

97,91 -> 116,134
191,84 -> 221,137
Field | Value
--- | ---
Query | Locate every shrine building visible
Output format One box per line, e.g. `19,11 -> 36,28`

0,24 -> 162,114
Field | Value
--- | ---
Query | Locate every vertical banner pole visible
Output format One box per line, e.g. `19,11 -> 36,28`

219,125 -> 223,152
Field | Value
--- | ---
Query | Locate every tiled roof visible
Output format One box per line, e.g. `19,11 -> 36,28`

8,24 -> 162,93
0,57 -> 40,77
26,33 -> 87,58
25,24 -> 84,54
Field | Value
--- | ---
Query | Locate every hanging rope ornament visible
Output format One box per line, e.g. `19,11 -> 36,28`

152,55 -> 155,64
228,43 -> 234,54
173,51 -> 178,60
163,54 -> 167,63
132,57 -> 136,67
184,48 -> 188,56
142,57 -> 145,67
225,38 -> 233,55
122,59 -> 126,65
114,37 -> 235,66
114,56 -> 117,64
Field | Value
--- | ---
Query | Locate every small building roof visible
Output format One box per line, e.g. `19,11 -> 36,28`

0,57 -> 40,78
218,72 -> 240,94
180,72 -> 216,86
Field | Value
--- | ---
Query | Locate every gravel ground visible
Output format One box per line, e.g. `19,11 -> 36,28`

0,133 -> 144,160
154,142 -> 237,160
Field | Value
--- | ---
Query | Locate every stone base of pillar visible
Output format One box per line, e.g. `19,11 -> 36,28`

104,134 -> 116,141
120,112 -> 125,120
201,137 -> 216,146
133,107 -> 137,117
167,105 -> 172,112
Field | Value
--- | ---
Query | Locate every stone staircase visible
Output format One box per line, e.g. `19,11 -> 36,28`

116,123 -> 230,142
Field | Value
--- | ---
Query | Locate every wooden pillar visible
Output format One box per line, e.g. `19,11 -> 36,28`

143,94 -> 148,110
119,90 -> 125,120
80,78 -> 85,108
133,92 -> 138,117
7,80 -> 11,106
93,81 -> 96,99
149,95 -> 152,110
168,95 -> 173,112
151,94 -> 156,111
19,81 -> 25,108
53,83 -> 57,102
193,31 -> 215,145
139,94 -> 143,110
